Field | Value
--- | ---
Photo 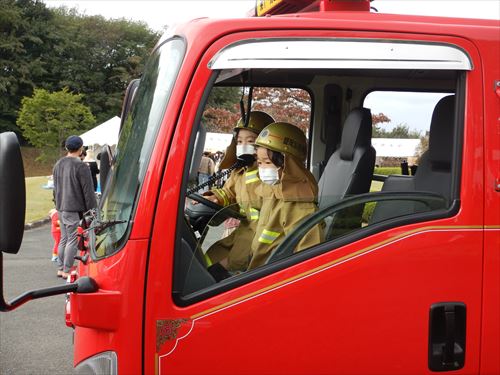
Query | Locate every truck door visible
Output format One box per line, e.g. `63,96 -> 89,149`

144,32 -> 484,374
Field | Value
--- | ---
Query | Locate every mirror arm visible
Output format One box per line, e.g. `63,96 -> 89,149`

0,254 -> 98,312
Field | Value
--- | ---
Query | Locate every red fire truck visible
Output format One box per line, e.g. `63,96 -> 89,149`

1,0 -> 499,373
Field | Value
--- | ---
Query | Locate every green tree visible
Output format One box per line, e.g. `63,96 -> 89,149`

203,87 -> 313,133
372,113 -> 391,128
415,131 -> 429,162
252,87 -> 311,132
0,0 -> 56,134
373,122 -> 421,139
372,113 -> 391,137
206,87 -> 241,109
17,88 -> 95,161
0,0 -> 159,135
389,124 -> 421,138
49,8 -> 159,124
203,87 -> 242,132
203,87 -> 395,136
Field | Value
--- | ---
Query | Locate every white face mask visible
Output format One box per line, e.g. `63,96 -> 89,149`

236,144 -> 255,157
259,167 -> 280,185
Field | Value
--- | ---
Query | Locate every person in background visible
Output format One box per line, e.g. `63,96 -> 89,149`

53,135 -> 97,279
49,208 -> 60,262
198,151 -> 215,193
248,122 -> 323,269
83,149 -> 100,192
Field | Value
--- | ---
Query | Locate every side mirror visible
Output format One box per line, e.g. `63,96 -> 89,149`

0,132 -> 25,254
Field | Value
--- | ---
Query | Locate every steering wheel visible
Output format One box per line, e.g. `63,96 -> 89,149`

187,193 -> 246,220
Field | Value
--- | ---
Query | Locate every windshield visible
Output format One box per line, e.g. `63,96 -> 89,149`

93,38 -> 186,258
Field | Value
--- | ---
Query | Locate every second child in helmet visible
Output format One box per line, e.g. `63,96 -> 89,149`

249,122 -> 324,269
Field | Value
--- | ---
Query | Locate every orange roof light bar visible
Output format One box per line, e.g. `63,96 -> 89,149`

255,0 -> 371,16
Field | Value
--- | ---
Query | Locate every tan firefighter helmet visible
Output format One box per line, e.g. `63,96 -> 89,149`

255,122 -> 307,162
234,111 -> 275,135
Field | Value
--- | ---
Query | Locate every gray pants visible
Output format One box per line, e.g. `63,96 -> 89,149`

57,211 -> 80,273
198,173 -> 210,193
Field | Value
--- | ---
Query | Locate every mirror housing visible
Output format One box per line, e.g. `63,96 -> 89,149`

98,144 -> 113,195
119,78 -> 140,134
0,132 -> 25,254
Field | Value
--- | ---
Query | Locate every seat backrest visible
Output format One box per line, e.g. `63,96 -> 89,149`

413,95 -> 455,200
370,95 -> 455,224
317,107 -> 376,236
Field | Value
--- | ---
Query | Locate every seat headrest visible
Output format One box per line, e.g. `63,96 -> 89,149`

340,108 -> 372,161
428,95 -> 455,168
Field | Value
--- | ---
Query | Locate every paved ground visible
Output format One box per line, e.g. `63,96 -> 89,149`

0,224 -> 74,374
0,217 -> 233,374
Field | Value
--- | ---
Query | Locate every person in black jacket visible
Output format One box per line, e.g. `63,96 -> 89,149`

53,136 -> 97,278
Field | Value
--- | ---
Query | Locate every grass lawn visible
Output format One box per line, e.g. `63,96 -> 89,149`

25,176 -> 54,224
370,180 -> 383,192
361,180 -> 383,223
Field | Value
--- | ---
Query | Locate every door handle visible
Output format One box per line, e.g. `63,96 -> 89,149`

429,302 -> 466,371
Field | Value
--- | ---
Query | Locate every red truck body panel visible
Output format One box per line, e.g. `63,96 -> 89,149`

66,10 -> 499,375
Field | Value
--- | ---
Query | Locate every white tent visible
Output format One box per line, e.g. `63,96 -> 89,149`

372,138 -> 420,157
204,132 -> 233,152
80,116 -> 120,146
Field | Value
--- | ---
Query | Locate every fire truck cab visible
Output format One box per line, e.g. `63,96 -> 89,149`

1,1 -> 499,374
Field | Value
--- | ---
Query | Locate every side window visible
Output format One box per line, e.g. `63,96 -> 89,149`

176,83 -> 314,299
363,91 -> 455,224
269,91 -> 459,263
364,91 -> 449,173
186,86 -> 312,193
173,39 -> 467,304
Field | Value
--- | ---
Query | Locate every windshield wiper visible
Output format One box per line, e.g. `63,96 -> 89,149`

89,219 -> 128,235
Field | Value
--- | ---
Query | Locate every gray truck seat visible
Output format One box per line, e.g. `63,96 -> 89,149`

370,95 -> 455,224
318,107 -> 376,238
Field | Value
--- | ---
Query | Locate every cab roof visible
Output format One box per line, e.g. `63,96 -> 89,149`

160,10 -> 498,48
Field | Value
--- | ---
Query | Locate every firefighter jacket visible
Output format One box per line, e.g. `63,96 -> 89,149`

205,165 -> 262,271
248,156 -> 324,270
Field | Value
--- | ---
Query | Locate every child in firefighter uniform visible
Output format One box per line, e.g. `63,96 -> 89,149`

203,111 -> 275,272
249,122 -> 323,269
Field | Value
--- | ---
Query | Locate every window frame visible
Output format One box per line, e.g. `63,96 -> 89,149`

172,67 -> 466,308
